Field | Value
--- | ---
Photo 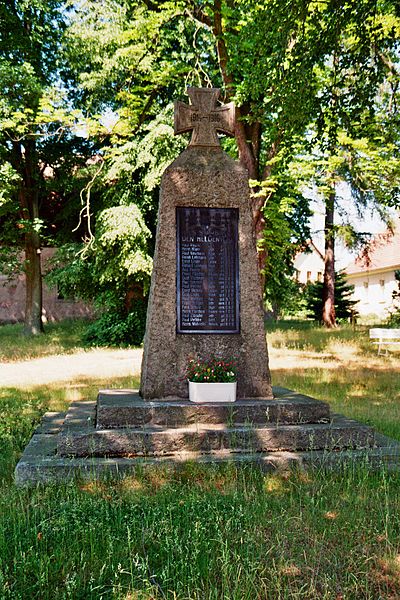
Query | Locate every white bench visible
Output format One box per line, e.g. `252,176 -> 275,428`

370,328 -> 400,355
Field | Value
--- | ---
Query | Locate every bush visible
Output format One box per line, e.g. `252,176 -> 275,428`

304,270 -> 359,322
47,203 -> 153,348
84,299 -> 148,347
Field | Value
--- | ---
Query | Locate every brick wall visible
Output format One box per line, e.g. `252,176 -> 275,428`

0,248 -> 94,324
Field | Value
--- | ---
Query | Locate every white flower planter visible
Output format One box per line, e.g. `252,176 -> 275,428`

188,381 -> 237,403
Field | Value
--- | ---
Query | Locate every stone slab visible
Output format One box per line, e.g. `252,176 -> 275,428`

58,416 -> 374,457
97,387 -> 330,429
15,389 -> 399,486
19,433 -> 59,458
15,431 -> 400,486
63,401 -> 96,429
34,411 -> 66,434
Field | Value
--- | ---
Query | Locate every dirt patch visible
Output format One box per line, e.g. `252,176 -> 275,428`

0,348 -> 143,388
1,343 -> 398,389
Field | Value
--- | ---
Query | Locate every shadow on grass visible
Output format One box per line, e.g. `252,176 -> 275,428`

2,461 -> 400,599
266,321 -> 397,358
272,366 -> 400,441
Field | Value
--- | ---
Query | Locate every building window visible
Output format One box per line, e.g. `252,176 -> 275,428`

57,286 -> 64,301
57,285 -> 75,302
295,269 -> 299,281
317,271 -> 322,282
379,279 -> 385,300
307,271 -> 312,282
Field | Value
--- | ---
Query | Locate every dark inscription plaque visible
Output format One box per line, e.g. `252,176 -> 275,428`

176,207 -> 240,334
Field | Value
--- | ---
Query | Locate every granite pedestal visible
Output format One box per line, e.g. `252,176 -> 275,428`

15,387 -> 400,485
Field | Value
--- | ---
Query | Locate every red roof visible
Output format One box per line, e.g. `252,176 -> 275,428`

346,215 -> 400,275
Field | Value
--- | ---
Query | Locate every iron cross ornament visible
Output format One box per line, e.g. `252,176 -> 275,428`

174,87 -> 235,148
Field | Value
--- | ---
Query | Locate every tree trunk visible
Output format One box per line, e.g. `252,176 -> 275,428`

24,228 -> 43,336
322,190 -> 336,328
17,140 -> 44,336
209,1 -> 283,291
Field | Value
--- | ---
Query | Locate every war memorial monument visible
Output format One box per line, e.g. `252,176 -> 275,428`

15,88 -> 400,484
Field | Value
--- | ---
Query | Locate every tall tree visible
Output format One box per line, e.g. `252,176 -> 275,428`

317,3 -> 399,326
0,0 -> 68,334
191,0 -> 329,272
195,1 -> 400,325
63,0 -> 328,289
60,0 -> 400,331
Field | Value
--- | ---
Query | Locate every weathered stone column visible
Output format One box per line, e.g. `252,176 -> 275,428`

140,88 -> 272,400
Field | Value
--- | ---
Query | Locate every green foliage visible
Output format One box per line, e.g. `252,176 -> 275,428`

93,205 -> 152,292
83,298 -> 148,347
0,163 -> 20,208
305,270 -> 359,322
63,0 -> 218,122
47,203 -> 152,346
101,104 -> 187,245
216,0 -> 324,156
48,205 -> 152,305
0,0 -> 105,333
260,173 -> 312,316
296,128 -> 400,228
105,105 -> 185,196
266,277 -> 308,319
0,0 -> 70,160
1,0 -> 399,338
45,244 -> 94,302
0,247 -> 21,281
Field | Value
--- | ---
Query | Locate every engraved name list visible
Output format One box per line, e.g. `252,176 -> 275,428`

176,207 -> 240,333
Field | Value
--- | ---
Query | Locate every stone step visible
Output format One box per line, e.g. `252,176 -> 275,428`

96,386 -> 331,429
15,418 -> 400,486
58,416 -> 374,457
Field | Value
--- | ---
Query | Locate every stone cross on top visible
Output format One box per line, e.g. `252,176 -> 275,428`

174,87 -> 235,148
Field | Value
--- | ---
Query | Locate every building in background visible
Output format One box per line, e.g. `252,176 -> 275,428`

0,248 -> 93,325
293,241 -> 325,284
345,216 -> 400,319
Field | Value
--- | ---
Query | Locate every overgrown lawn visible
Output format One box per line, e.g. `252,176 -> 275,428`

0,319 -> 90,362
0,319 -> 400,599
1,465 -> 400,599
266,320 -> 400,440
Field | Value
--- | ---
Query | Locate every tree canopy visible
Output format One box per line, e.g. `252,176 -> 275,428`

0,0 -> 399,336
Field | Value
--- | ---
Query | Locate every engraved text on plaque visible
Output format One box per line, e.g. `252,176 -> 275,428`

176,207 -> 240,333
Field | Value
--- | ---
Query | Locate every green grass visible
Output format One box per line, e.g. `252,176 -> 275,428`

1,319 -> 400,599
266,319 -> 375,354
0,376 -> 140,486
0,319 -> 90,362
1,465 -> 400,599
266,320 -> 400,440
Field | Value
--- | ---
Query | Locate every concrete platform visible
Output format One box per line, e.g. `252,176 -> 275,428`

14,414 -> 400,485
14,387 -> 400,485
58,417 -> 374,457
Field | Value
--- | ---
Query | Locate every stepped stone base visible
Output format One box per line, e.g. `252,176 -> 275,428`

58,418 -> 374,457
96,387 -> 330,428
14,387 -> 400,485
